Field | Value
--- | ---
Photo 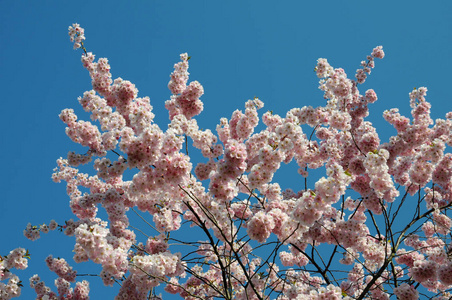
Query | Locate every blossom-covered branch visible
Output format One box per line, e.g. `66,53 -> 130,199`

18,23 -> 452,299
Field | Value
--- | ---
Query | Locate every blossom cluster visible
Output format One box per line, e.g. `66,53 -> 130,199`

29,273 -> 89,300
68,23 -> 85,50
0,248 -> 29,299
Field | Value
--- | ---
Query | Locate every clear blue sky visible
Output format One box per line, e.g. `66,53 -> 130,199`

1,1 -> 452,298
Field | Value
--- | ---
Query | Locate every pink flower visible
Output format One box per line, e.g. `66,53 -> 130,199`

45,255 -> 77,282
168,53 -> 189,95
68,23 -> 85,49
438,262 -> 452,286
410,260 -> 438,283
364,89 -> 378,103
393,283 -> 419,300
292,192 -> 322,227
315,58 -> 334,78
371,46 -> 385,59
247,212 -> 275,243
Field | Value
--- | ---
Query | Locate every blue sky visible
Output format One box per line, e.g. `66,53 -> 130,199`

1,1 -> 452,299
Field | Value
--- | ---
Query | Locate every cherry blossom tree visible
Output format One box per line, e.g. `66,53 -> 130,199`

2,23 -> 452,299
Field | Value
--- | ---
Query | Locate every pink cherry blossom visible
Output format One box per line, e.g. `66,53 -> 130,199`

14,24 -> 452,300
